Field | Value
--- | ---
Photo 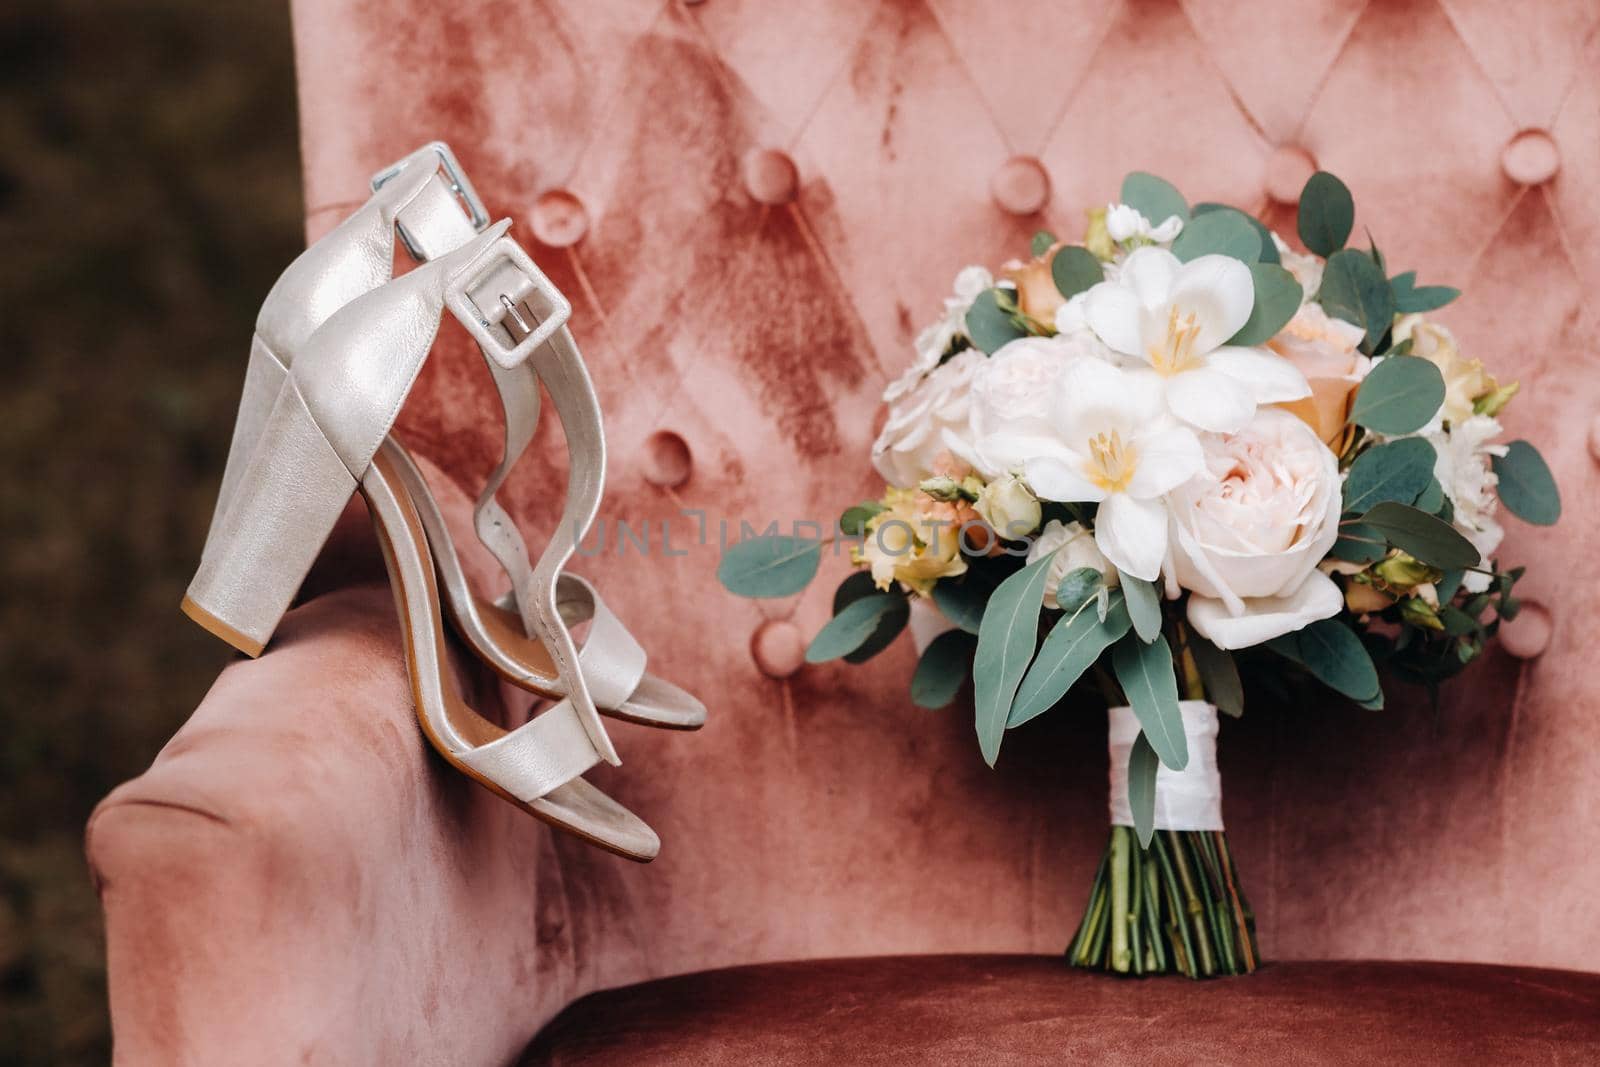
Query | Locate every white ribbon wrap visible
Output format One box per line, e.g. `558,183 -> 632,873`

1107,701 -> 1224,832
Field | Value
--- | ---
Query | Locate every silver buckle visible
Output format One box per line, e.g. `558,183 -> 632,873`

446,236 -> 572,370
369,141 -> 490,232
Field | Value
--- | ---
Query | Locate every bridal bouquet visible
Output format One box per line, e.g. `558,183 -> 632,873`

719,170 -> 1560,978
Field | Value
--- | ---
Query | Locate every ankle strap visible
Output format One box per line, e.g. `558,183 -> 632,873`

388,160 -> 619,768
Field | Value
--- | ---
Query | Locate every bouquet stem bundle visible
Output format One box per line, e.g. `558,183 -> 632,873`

1067,826 -> 1257,978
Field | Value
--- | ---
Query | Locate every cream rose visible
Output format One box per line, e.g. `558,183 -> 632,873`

1392,314 -> 1493,427
1270,232 -> 1324,301
968,335 -> 1111,479
1028,519 -> 1119,610
872,349 -> 984,487
1267,303 -> 1370,447
974,473 -> 1041,540
1168,408 -> 1344,649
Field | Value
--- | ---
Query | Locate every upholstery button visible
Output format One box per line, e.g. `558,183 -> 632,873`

641,430 -> 692,488
1501,601 -> 1551,660
742,148 -> 798,205
1588,414 -> 1600,461
990,156 -> 1050,216
751,620 -> 805,678
1264,146 -> 1317,204
529,189 -> 588,247
1502,130 -> 1560,186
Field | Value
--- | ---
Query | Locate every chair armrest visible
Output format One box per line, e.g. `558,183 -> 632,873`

88,583 -> 581,1065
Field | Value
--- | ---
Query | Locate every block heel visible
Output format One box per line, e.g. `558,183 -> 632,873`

182,384 -> 358,656
201,336 -> 288,560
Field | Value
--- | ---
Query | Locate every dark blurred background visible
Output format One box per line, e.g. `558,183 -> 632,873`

0,1 -> 300,1060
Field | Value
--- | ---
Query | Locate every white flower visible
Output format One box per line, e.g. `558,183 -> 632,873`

974,473 -> 1041,540
968,334 -> 1111,478
1083,247 -> 1311,433
1169,408 -> 1344,650
1054,291 -> 1092,337
1021,358 -> 1204,581
1271,232 -> 1323,302
1426,414 -> 1507,592
872,349 -> 984,487
1029,519 -> 1120,610
1106,203 -> 1184,245
886,265 -> 993,402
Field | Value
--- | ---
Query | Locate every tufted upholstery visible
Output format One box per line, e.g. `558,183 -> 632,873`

91,0 -> 1600,1062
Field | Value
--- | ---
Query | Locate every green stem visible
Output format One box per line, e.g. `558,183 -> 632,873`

1127,833 -> 1144,976
1152,834 -> 1195,978
1165,830 -> 1216,976
1142,843 -> 1167,972
1068,851 -> 1109,963
1215,833 -> 1258,972
1109,827 -> 1132,973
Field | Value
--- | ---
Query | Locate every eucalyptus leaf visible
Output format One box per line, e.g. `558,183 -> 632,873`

1348,355 -> 1445,434
1492,440 -> 1561,526
1193,203 -> 1279,264
1189,634 -> 1243,717
1120,172 -> 1189,227
1319,248 -> 1394,351
911,630 -> 979,709
1414,477 -> 1445,515
1031,230 -> 1057,258
1341,437 -> 1437,515
973,551 -> 1057,765
1050,246 -> 1104,300
1229,263 -> 1302,346
1170,209 -> 1261,263
1298,171 -> 1354,256
932,564 -> 1011,635
1390,270 -> 1459,313
1054,566 -> 1103,614
1330,523 -> 1388,564
832,571 -> 878,613
838,502 -> 885,537
1267,619 -> 1380,703
844,594 -> 910,664
1121,574 -> 1162,643
964,288 -> 1028,354
1128,731 -> 1159,848
1361,501 -> 1482,569
806,594 -> 903,663
717,535 -> 822,598
1112,634 -> 1187,770
1009,595 -> 1132,727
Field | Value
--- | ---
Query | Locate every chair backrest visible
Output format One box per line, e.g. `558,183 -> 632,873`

290,0 -> 1598,974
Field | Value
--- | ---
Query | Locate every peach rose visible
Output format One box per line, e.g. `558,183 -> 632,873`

1267,303 -> 1369,448
1003,243 -> 1067,325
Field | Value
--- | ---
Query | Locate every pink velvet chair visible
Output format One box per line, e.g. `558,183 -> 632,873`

89,1 -> 1600,1062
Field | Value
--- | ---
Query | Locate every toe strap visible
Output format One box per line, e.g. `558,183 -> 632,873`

454,698 -> 600,804
557,574 -> 648,710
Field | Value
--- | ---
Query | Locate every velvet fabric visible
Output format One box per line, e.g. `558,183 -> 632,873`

92,0 -> 1600,1063
524,956 -> 1600,1065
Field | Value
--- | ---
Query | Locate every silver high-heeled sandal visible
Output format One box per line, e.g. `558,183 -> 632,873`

193,143 -> 700,733
202,143 -> 487,561
189,225 -> 667,856
361,444 -> 660,861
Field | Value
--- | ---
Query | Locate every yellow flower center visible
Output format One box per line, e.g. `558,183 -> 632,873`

1148,306 -> 1204,376
1087,430 -> 1137,493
